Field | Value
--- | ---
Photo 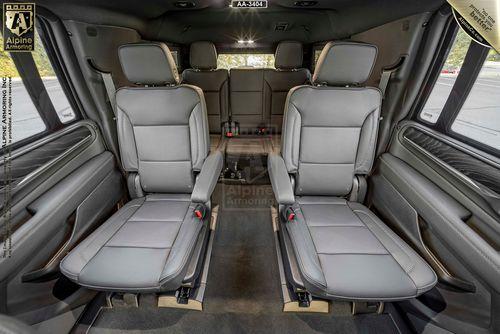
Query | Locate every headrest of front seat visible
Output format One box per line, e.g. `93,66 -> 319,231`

312,41 -> 377,86
190,41 -> 218,70
118,42 -> 180,85
274,41 -> 303,70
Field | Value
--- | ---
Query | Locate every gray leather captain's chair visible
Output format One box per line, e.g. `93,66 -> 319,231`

268,41 -> 437,301
60,42 -> 223,292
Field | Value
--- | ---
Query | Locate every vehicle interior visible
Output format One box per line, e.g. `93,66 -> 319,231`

0,0 -> 499,333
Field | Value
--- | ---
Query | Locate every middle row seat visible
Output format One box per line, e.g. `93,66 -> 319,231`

60,42 -> 223,292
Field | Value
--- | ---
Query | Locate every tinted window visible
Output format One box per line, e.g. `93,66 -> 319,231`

419,29 -> 471,123
1,36 -> 46,144
451,49 -> 500,150
33,31 -> 76,123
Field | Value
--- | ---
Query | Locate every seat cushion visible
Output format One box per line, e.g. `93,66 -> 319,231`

60,194 -> 205,292
285,196 -> 437,301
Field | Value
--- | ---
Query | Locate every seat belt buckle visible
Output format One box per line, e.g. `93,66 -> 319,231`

194,204 -> 207,220
284,207 -> 296,222
223,121 -> 239,137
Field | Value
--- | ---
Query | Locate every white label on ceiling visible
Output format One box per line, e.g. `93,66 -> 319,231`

231,1 -> 268,9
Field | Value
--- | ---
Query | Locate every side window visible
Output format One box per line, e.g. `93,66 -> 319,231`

313,48 -> 322,69
1,36 -> 46,143
419,29 -> 471,123
33,32 -> 76,124
167,46 -> 180,69
1,27 -> 78,146
217,54 -> 275,69
450,49 -> 500,150
416,24 -> 500,155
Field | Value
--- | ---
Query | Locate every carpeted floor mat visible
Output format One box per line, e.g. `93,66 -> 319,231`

88,185 -> 401,334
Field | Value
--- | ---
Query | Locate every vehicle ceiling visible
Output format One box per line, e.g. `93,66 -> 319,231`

35,0 -> 445,46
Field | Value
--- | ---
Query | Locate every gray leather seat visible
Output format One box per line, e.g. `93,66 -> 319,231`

264,41 -> 311,133
268,41 -> 437,301
182,41 -> 229,134
60,42 -> 223,292
227,42 -> 309,157
182,41 -> 228,152
229,68 -> 265,133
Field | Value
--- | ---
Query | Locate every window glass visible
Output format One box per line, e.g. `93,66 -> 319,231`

170,50 -> 179,67
0,35 -> 46,144
314,49 -> 322,66
217,54 -> 274,69
33,32 -> 76,123
419,29 -> 471,123
451,49 -> 500,150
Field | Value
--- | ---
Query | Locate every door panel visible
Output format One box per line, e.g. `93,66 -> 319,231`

0,121 -> 124,326
370,121 -> 500,334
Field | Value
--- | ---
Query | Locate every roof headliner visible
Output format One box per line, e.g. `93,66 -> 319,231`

33,0 -> 445,44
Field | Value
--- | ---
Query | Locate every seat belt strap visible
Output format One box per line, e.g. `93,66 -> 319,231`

100,72 -> 117,117
379,56 -> 405,99
378,69 -> 392,98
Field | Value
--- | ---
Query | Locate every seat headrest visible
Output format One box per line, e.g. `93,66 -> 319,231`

118,42 -> 180,85
190,41 -> 218,70
312,41 -> 377,86
275,41 -> 303,70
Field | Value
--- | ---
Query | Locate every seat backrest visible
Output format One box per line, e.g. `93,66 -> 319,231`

229,68 -> 265,133
182,41 -> 229,133
281,41 -> 381,197
264,41 -> 310,133
116,42 -> 210,193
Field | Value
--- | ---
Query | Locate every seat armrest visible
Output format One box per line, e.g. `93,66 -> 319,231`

191,151 -> 223,204
268,154 -> 295,205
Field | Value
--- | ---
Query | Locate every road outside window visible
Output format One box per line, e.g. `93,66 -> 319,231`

451,49 -> 500,150
1,31 -> 76,144
420,29 -> 470,123
33,32 -> 76,124
419,28 -> 500,151
1,36 -> 46,144
217,54 -> 274,69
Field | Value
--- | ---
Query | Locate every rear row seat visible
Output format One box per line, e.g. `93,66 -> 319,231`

182,41 -> 310,156
181,41 -> 229,151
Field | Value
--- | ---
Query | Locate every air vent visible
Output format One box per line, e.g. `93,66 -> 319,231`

174,1 -> 196,9
294,1 -> 318,7
275,22 -> 289,31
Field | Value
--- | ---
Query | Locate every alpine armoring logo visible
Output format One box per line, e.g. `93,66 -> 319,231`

3,3 -> 35,52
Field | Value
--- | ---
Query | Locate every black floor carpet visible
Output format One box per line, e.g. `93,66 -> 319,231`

88,185 -> 401,334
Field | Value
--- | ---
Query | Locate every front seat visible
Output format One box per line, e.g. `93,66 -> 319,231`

268,41 -> 437,301
60,42 -> 223,292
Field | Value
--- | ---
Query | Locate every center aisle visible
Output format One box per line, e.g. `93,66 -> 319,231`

203,184 -> 283,315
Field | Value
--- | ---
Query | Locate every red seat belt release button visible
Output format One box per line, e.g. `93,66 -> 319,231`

194,204 -> 206,220
285,207 -> 296,222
